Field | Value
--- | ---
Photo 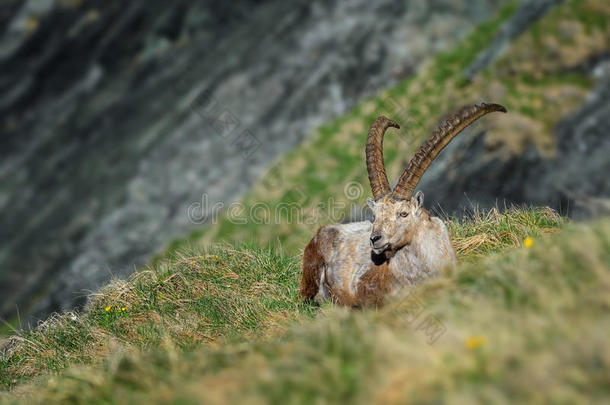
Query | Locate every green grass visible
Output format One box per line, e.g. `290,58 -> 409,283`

0,245 -> 317,390
3,212 -> 610,404
0,207 -> 562,393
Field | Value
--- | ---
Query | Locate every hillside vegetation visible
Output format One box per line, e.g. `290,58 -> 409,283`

2,209 -> 610,404
1,207 -> 583,402
172,0 -> 608,254
2,0 -> 610,403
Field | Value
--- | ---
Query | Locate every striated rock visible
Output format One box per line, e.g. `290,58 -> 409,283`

417,0 -> 609,220
420,60 -> 610,219
0,0 -> 506,324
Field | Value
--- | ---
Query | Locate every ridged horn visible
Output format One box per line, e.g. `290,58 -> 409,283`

366,116 -> 400,200
392,103 -> 507,200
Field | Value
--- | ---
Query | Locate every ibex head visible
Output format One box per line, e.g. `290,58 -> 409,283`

365,103 -> 507,255
367,190 -> 426,254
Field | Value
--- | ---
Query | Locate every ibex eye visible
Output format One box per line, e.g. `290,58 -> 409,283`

399,212 -> 408,218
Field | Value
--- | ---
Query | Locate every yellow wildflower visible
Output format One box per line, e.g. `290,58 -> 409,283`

465,336 -> 487,350
121,307 -> 126,312
105,305 -> 112,312
215,255 -> 219,259
523,236 -> 534,248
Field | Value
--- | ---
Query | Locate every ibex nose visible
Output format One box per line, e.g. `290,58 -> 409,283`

370,234 -> 382,244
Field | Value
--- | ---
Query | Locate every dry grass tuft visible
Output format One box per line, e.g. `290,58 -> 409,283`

447,206 -> 563,259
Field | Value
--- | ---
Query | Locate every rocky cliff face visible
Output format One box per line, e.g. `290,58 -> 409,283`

419,0 -> 610,219
0,0 -> 506,324
421,68 -> 610,219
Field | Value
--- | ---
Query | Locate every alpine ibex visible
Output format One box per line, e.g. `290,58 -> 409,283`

299,103 -> 507,306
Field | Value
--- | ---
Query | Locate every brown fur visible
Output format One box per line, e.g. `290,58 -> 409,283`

328,284 -> 358,307
298,226 -> 338,300
356,262 -> 396,306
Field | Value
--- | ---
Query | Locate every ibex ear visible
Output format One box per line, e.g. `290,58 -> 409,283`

366,197 -> 376,211
414,191 -> 424,210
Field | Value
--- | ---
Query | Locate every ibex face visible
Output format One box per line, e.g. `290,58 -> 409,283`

367,192 -> 425,255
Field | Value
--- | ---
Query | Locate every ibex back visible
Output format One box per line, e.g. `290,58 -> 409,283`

299,103 -> 507,306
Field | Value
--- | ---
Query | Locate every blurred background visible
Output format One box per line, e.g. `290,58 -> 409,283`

0,0 -> 608,327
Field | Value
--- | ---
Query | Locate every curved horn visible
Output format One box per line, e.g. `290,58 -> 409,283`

392,103 -> 507,200
366,116 -> 400,200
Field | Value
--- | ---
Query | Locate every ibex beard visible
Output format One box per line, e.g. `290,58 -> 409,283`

299,103 -> 507,306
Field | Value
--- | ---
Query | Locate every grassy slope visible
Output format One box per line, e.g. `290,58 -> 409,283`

2,0 -> 610,403
0,208 -> 561,391
164,0 -> 608,255
4,210 -> 610,404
